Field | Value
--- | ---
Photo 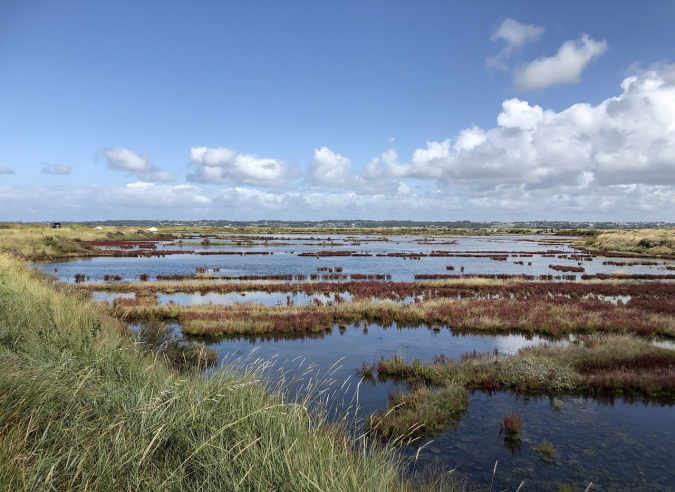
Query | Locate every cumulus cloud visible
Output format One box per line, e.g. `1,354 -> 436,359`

306,147 -> 353,188
347,65 -> 675,208
406,65 -> 675,190
361,138 -> 445,181
187,146 -> 300,187
514,34 -> 608,90
486,18 -> 545,70
98,147 -> 177,182
300,144 -> 411,197
40,163 -> 71,175
0,166 -> 15,174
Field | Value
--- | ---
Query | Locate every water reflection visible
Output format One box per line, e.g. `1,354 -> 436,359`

127,319 -> 675,491
406,391 -> 675,491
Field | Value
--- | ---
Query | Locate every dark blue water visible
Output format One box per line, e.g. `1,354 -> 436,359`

193,323 -> 562,417
407,391 -> 675,492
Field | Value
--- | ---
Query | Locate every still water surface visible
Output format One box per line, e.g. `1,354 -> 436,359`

38,235 -> 675,491
36,235 -> 675,283
187,323 -> 674,491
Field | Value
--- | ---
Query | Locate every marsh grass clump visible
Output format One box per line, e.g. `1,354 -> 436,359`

532,439 -> 555,463
358,362 -> 376,377
368,384 -> 469,443
501,411 -> 522,436
133,320 -> 219,373
42,234 -> 94,255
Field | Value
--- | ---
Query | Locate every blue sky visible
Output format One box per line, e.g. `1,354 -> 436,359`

1,1 -> 674,221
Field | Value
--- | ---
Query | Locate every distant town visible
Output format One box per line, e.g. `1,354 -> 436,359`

15,219 -> 674,230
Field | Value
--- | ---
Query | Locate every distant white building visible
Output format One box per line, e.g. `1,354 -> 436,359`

147,227 -> 159,232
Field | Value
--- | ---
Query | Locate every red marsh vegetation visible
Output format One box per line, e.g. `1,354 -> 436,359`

549,265 -> 585,273
602,261 -> 661,266
85,279 -> 675,304
113,295 -> 675,338
582,273 -> 675,280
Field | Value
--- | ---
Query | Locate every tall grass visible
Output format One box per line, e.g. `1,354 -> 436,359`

0,253 -> 463,491
0,224 -> 163,258
589,229 -> 675,257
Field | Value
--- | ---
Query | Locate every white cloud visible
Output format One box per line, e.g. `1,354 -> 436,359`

187,146 -> 299,187
410,65 -> 675,189
361,139 -> 445,181
40,163 -> 71,175
453,126 -> 487,152
106,182 -> 212,207
98,147 -> 177,182
306,147 -> 353,188
1,182 -> 673,222
486,18 -> 545,70
0,166 -> 15,174
492,18 -> 545,49
514,34 -> 609,90
299,144 -> 412,198
337,66 -> 674,203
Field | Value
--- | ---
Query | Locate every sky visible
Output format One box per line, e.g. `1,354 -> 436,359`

1,0 -> 674,222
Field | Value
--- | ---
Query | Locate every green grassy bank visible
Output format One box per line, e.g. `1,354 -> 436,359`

0,253 -> 463,491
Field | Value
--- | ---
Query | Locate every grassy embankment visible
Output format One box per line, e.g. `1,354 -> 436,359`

0,253 -> 467,491
0,223 -> 166,259
367,334 -> 675,441
585,229 -> 675,257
